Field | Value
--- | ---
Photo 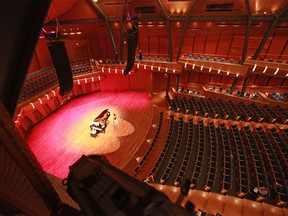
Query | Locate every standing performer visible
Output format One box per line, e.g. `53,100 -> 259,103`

113,113 -> 118,129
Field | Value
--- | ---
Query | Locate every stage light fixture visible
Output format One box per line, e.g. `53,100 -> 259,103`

30,102 -> 35,109
274,68 -> 279,75
45,94 -> 49,100
263,66 -> 268,73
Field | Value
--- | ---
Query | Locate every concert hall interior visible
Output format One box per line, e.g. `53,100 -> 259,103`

1,0 -> 288,215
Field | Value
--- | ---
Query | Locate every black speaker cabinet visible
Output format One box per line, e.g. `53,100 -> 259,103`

47,41 -> 73,96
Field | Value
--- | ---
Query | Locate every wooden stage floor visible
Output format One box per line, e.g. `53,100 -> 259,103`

26,91 -> 155,179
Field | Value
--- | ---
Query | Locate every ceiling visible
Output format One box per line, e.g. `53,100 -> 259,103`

43,0 -> 288,62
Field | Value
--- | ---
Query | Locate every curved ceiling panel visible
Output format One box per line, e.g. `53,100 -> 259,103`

45,0 -> 78,23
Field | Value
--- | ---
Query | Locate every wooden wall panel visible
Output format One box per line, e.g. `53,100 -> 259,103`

236,78 -> 244,87
153,73 -> 167,91
129,69 -> 153,91
35,39 -> 53,69
171,21 -> 182,60
216,34 -> 231,58
247,38 -> 261,58
247,75 -> 257,86
100,74 -> 130,91
159,28 -> 169,58
266,35 -> 286,59
229,37 -> 244,59
198,73 -> 210,84
106,34 -> 115,60
138,26 -> 149,54
112,27 -> 121,56
179,71 -> 189,84
205,35 -> 218,56
254,75 -> 269,86
150,36 -> 158,57
89,38 -> 100,59
65,39 -> 91,60
193,35 -> 206,55
98,38 -> 108,59
210,74 -> 222,84
282,78 -> 288,87
268,76 -> 284,86
189,71 -> 200,83
181,24 -> 194,55
99,69 -> 154,92
221,76 -> 234,86
258,39 -> 271,59
281,40 -> 288,60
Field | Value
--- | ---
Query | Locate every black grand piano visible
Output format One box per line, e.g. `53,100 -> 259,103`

90,109 -> 111,137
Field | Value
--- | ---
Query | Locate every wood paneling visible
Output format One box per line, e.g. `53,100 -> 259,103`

205,35 -> 218,57
254,75 -> 269,86
267,35 -> 287,59
193,34 -> 206,55
268,76 -> 285,86
216,34 -> 231,58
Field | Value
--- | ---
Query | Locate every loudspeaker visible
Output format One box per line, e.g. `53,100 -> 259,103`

123,21 -> 138,75
47,41 -> 73,96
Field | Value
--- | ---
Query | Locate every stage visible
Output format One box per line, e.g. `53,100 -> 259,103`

26,91 -> 153,179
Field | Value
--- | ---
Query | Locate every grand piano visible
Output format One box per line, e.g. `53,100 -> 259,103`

90,109 -> 110,137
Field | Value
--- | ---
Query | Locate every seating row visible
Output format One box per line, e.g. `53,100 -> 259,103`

219,123 -> 233,195
133,112 -> 164,175
147,115 -> 175,178
254,127 -> 287,206
190,120 -> 205,188
204,122 -> 218,192
141,113 -> 287,206
230,124 -> 251,198
160,117 -> 184,184
166,95 -> 288,124
174,119 -> 194,186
